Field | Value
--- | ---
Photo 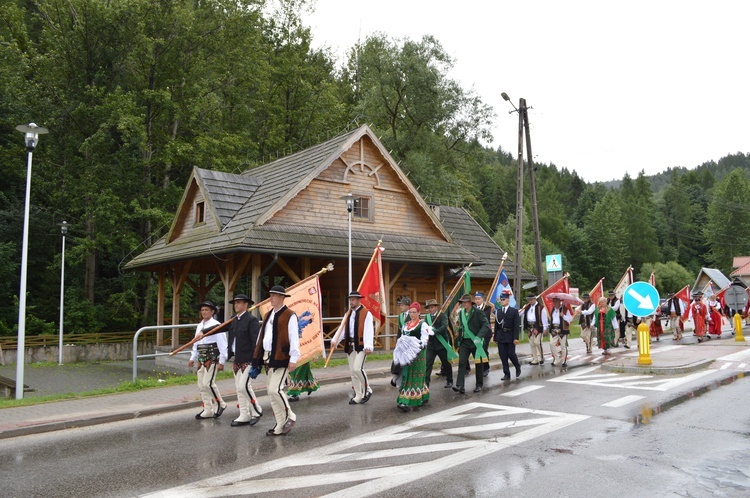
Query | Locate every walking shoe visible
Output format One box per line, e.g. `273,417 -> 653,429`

288,395 -> 300,402
562,362 -> 567,368
195,411 -> 213,420
444,382 -> 453,388
398,403 -> 410,412
473,386 -> 482,393
624,345 -> 630,349
516,365 -> 522,377
248,417 -> 260,426
362,391 -> 372,404
530,361 -> 539,365
214,405 -> 225,418
452,386 -> 465,394
281,419 -> 295,434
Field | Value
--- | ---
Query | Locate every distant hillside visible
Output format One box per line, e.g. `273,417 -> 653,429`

601,152 -> 750,192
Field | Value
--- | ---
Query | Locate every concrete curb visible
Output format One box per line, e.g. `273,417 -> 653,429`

0,367 -> 393,440
600,358 -> 715,375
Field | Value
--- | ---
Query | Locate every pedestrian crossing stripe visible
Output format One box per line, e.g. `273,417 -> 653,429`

549,366 -> 719,391
601,395 -> 646,407
143,403 -> 588,498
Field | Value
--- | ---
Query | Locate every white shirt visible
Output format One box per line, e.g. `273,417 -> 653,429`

190,317 -> 227,364
334,305 -> 374,350
550,306 -> 573,327
262,307 -> 301,364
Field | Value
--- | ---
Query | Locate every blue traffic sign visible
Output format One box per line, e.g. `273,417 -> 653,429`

622,282 -> 659,317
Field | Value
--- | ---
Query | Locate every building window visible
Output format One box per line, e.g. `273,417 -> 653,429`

195,201 -> 205,224
353,196 -> 371,220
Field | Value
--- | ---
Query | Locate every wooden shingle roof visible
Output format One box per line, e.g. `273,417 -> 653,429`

434,205 -> 534,281
125,126 -> 532,279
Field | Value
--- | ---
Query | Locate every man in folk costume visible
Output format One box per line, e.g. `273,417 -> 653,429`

621,304 -> 638,349
607,290 -> 626,347
494,291 -> 521,380
453,293 -> 491,394
474,291 -> 494,378
251,285 -> 299,436
666,292 -> 684,340
690,291 -> 710,343
576,293 -> 596,354
390,297 -> 411,387
707,294 -> 724,337
424,299 -> 454,388
548,298 -> 573,367
332,291 -> 374,404
189,301 -> 228,419
522,295 -> 547,365
226,294 -> 263,427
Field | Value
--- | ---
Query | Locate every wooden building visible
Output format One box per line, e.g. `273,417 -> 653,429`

125,125 -> 533,347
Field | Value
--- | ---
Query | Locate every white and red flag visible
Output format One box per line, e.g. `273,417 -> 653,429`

675,284 -> 692,320
613,266 -> 634,300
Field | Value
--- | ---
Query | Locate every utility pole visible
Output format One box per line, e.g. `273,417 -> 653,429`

513,98 -> 525,302
502,93 -> 544,298
523,106 -> 545,292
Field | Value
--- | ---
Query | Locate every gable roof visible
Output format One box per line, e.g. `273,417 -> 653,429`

434,205 -> 534,281
731,260 -> 750,277
733,256 -> 750,269
693,267 -> 731,291
125,126 -> 529,276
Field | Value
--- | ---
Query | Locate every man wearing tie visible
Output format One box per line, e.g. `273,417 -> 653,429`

494,291 -> 521,380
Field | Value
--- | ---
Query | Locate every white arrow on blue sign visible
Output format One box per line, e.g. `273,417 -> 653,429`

622,281 -> 660,317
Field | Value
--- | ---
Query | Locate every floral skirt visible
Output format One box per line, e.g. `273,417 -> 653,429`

397,348 -> 429,407
287,363 -> 319,395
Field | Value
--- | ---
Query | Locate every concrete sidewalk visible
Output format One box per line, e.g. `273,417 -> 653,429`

1,331 -> 748,440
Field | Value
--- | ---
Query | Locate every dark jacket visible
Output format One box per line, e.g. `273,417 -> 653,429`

426,312 -> 450,351
494,306 -> 520,343
457,307 -> 491,344
227,312 -> 261,363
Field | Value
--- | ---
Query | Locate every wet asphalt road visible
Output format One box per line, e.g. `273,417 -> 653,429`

2,366 -> 749,497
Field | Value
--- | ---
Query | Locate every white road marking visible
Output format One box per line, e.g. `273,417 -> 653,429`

601,395 -> 646,407
719,362 -> 731,370
718,349 -> 750,362
739,363 -> 747,369
143,403 -> 589,498
500,385 -> 545,397
549,366 -> 720,391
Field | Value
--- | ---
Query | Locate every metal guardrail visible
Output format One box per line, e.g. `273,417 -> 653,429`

132,324 -> 199,383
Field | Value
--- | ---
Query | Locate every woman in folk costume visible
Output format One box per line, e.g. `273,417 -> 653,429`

287,362 -> 319,401
649,306 -> 664,342
393,302 -> 432,412
690,292 -> 710,342
707,294 -> 724,337
593,297 -> 617,355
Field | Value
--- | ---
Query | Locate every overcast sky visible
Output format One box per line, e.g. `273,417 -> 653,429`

304,1 -> 750,183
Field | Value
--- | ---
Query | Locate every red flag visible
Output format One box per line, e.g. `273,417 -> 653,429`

715,284 -> 730,309
539,275 -> 570,316
675,285 -> 691,320
589,278 -> 605,305
358,243 -> 387,326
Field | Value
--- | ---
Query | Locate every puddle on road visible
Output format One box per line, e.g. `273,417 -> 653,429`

633,372 -> 747,427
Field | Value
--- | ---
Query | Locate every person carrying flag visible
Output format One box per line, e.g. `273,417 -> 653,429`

522,295 -> 547,365
453,293 -> 491,394
331,291 -> 374,405
424,299 -> 455,388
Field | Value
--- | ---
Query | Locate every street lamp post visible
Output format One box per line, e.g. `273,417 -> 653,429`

340,193 -> 354,293
58,221 -> 68,365
14,122 -> 49,399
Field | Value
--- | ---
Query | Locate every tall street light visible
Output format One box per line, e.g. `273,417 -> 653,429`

15,122 -> 48,399
58,221 -> 68,365
340,193 -> 354,293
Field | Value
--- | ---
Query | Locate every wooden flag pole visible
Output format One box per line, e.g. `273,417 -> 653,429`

324,244 -> 382,368
170,264 -> 334,356
486,252 -> 509,304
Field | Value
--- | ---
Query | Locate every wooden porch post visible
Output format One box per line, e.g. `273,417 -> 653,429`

168,262 -> 192,348
157,268 -> 166,345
